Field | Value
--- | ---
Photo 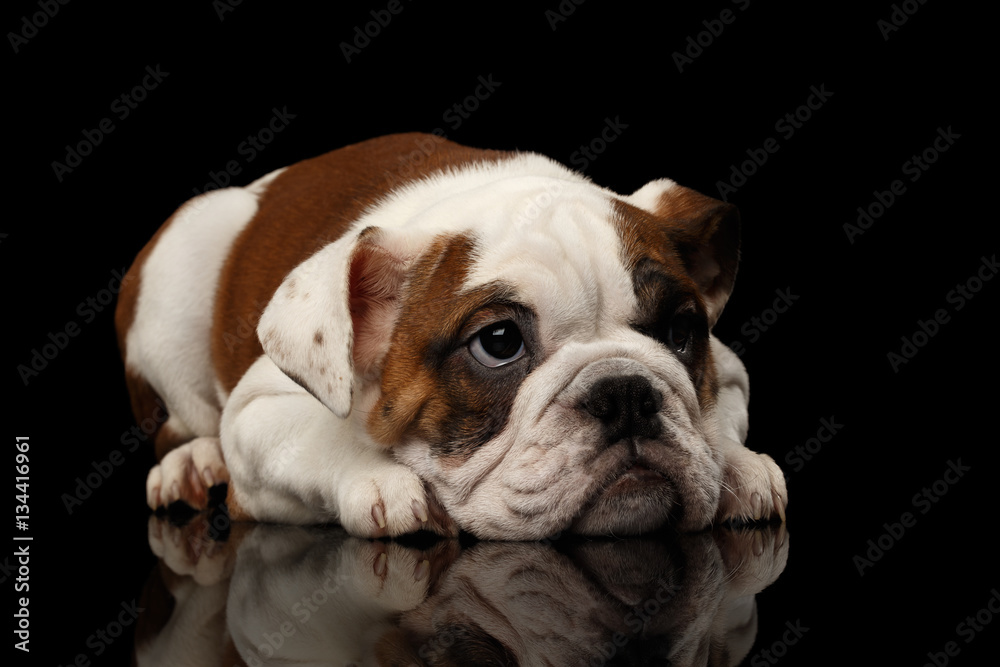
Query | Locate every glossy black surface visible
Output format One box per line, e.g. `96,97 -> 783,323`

8,1 -> 993,665
137,513 -> 787,665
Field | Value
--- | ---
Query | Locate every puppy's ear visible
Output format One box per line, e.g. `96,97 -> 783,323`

257,227 -> 409,418
630,179 -> 740,327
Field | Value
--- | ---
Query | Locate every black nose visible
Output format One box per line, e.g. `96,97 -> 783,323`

581,375 -> 663,443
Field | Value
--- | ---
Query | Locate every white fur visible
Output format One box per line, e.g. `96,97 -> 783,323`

394,334 -> 724,539
125,170 -> 284,437
220,356 -> 429,534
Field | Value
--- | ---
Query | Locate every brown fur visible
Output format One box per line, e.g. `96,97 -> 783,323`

611,193 -> 740,411
115,133 -> 511,459
368,234 -> 530,455
212,133 -> 512,394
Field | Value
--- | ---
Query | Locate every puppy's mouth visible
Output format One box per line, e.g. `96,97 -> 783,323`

569,453 -> 678,536
600,463 -> 667,496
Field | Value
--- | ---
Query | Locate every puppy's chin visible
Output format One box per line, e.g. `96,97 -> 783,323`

569,466 -> 678,536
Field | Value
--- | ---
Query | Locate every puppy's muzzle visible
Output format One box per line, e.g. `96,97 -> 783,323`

581,374 -> 664,444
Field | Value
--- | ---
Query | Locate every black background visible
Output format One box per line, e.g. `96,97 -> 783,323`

6,1 -> 996,665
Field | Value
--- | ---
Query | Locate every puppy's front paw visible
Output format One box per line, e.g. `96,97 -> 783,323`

716,449 -> 788,525
147,437 -> 230,511
337,464 -> 456,538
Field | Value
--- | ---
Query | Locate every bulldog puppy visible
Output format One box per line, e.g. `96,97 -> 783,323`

116,132 -> 787,539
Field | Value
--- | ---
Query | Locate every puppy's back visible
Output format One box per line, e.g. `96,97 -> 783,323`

116,134 -> 507,457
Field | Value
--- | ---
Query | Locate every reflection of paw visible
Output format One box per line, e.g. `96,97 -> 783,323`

715,523 -> 789,596
147,437 -> 229,511
147,514 -> 233,586
337,463 -> 436,538
716,449 -> 788,524
342,539 -> 461,611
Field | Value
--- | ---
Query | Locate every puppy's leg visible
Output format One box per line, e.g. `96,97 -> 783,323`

710,338 -> 788,523
220,356 -> 451,537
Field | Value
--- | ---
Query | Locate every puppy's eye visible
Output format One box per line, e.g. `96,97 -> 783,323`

668,314 -> 694,352
469,320 -> 525,367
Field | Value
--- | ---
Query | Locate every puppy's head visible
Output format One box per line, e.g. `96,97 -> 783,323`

259,166 -> 739,539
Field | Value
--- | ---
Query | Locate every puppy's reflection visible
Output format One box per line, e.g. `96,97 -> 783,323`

135,515 -> 787,666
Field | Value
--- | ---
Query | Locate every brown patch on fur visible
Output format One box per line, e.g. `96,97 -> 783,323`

367,234 -> 476,444
368,234 -> 531,459
212,133 -> 514,393
613,187 -> 739,296
653,187 -> 740,318
611,196 -> 737,411
613,198 -> 683,273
